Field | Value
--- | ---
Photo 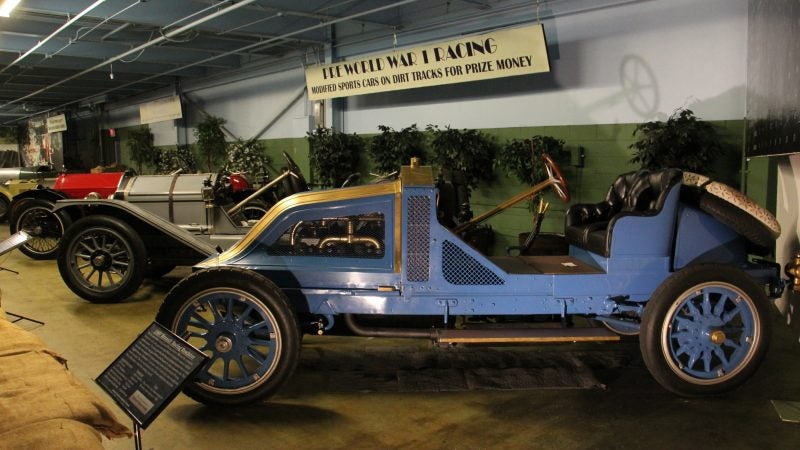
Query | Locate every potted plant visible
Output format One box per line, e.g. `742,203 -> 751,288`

426,124 -> 497,190
226,138 -> 272,180
629,108 -> 722,173
427,124 -> 498,253
195,115 -> 227,172
369,124 -> 427,174
498,135 -> 568,190
126,125 -> 157,174
155,145 -> 198,174
307,127 -> 364,188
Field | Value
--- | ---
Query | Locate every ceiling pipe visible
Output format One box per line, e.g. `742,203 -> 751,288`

0,0 -> 107,75
3,0 -> 422,124
50,0 -> 144,59
100,22 -> 131,41
1,0 -> 258,109
163,0 -> 234,30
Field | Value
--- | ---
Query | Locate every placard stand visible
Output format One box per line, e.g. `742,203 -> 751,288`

134,423 -> 142,450
0,231 -> 44,326
97,322 -> 207,448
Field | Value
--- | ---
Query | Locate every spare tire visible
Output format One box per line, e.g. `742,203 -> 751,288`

682,172 -> 780,254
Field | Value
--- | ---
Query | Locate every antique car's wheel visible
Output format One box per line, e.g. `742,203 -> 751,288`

156,267 -> 300,406
0,194 -> 10,222
11,199 -> 71,260
57,215 -> 147,303
640,264 -> 771,396
241,199 -> 269,222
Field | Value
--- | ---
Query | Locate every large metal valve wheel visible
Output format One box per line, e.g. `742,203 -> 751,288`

57,215 -> 146,303
156,267 -> 300,406
640,264 -> 771,396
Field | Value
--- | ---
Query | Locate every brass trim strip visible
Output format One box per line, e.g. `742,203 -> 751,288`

436,327 -> 621,344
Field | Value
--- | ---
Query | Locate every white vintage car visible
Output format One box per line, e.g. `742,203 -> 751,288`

11,153 -> 307,303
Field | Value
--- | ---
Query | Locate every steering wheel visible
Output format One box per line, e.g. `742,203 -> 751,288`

282,151 -> 309,192
542,153 -> 570,203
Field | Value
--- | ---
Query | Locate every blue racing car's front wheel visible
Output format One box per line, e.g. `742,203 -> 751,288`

156,267 -> 300,406
640,264 -> 771,397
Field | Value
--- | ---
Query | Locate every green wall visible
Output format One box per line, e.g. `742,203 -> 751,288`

119,120 -> 753,256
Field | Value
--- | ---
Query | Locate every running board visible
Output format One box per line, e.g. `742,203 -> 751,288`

436,327 -> 620,344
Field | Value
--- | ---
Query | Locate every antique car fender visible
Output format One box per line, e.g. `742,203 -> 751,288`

9,187 -> 69,217
11,186 -> 68,203
53,198 -> 218,257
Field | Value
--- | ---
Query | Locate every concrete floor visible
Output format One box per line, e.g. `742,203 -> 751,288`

2,229 -> 800,449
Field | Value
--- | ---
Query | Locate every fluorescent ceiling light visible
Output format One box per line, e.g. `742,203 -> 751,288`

0,0 -> 22,18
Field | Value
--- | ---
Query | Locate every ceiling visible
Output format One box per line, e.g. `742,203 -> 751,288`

0,0 -> 636,124
0,0 -> 531,123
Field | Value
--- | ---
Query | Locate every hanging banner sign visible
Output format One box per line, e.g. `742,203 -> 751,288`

139,95 -> 182,125
46,114 -> 67,133
305,23 -> 549,101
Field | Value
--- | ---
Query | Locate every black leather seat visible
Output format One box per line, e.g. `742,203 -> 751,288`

565,168 -> 682,257
436,169 -> 472,229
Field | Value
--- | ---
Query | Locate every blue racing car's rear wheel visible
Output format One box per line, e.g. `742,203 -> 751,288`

156,267 -> 300,406
641,264 -> 771,396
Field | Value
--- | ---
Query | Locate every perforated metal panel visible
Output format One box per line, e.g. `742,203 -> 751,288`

442,240 -> 504,285
406,196 -> 430,282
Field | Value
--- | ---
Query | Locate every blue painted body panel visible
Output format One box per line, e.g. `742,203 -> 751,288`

673,205 -> 748,269
195,177 -> 742,320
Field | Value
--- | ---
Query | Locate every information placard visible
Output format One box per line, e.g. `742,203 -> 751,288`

305,23 -> 549,100
96,322 -> 207,428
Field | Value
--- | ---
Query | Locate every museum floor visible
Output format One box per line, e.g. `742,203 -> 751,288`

2,230 -> 800,449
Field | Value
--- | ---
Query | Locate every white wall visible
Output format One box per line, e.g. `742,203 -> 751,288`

343,0 -> 747,133
186,68 -> 310,141
104,0 -> 747,141
104,67 -> 310,144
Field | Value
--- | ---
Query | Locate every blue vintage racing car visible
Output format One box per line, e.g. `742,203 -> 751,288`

156,155 -> 784,405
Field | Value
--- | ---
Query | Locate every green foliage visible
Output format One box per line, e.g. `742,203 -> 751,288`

369,124 -> 427,174
427,124 -> 497,189
194,115 -> 227,172
629,109 -> 722,173
127,125 -> 157,174
307,127 -> 364,188
226,139 -> 272,178
155,145 -> 197,174
497,135 -> 567,186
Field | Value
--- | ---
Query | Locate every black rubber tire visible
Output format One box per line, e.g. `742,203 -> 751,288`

0,194 -> 10,223
57,215 -> 147,303
698,193 -> 774,254
156,267 -> 300,406
10,199 -> 71,260
640,264 -> 771,396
